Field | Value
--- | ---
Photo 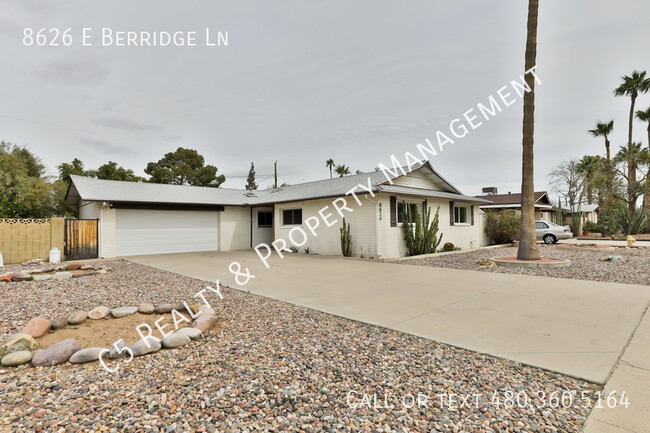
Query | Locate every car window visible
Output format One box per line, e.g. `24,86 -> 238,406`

535,222 -> 548,229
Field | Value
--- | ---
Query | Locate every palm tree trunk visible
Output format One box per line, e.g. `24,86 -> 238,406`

627,95 -> 637,235
645,125 -> 650,212
587,175 -> 593,204
605,139 -> 612,202
517,0 -> 540,260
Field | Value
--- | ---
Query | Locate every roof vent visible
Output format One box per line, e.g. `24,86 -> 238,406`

356,170 -> 363,175
482,187 -> 498,195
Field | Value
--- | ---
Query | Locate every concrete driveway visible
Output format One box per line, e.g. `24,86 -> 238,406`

128,250 -> 650,384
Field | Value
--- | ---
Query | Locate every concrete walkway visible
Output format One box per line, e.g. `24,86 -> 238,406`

129,250 -> 650,386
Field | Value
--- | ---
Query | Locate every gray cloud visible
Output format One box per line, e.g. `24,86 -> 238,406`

92,117 -> 163,133
79,138 -> 133,155
37,56 -> 110,86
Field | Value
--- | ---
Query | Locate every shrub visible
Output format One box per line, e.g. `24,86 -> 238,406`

289,245 -> 299,253
401,204 -> 443,256
442,242 -> 455,252
616,207 -> 648,235
584,220 -> 599,233
484,210 -> 520,244
304,247 -> 310,254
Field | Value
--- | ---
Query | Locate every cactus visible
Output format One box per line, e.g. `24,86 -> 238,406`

340,217 -> 352,257
401,203 -> 443,256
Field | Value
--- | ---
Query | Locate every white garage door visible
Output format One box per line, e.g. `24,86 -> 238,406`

116,209 -> 219,256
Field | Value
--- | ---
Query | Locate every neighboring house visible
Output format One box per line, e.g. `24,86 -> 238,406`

475,188 -> 555,222
65,161 -> 490,259
562,204 -> 599,227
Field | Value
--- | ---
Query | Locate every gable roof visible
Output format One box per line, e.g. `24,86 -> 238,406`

66,161 -> 490,207
476,191 -> 550,207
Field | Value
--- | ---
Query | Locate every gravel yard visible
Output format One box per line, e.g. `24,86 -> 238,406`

399,245 -> 650,286
1,261 -> 599,432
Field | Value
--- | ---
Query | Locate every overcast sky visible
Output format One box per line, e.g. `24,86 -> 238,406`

1,1 -> 649,198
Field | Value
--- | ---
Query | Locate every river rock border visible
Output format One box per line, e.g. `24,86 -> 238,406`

491,257 -> 572,268
0,303 -> 218,368
0,262 -> 108,283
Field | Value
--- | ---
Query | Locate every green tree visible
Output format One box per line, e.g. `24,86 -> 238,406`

0,142 -> 56,218
145,147 -> 225,187
245,162 -> 258,191
95,161 -> 143,182
326,158 -> 335,179
334,164 -> 350,177
614,70 -> 650,233
517,0 -> 540,260
588,120 -> 615,202
577,155 -> 602,204
57,158 -> 88,183
613,142 -> 650,226
635,107 -> 650,212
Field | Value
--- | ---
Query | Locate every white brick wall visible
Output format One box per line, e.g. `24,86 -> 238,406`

273,196 -> 378,257
378,194 -> 481,257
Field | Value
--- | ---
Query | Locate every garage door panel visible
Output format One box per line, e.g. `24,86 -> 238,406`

116,209 -> 219,256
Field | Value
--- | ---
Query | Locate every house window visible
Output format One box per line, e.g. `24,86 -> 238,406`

397,201 -> 423,224
258,211 -> 273,227
454,206 -> 470,224
282,209 -> 302,225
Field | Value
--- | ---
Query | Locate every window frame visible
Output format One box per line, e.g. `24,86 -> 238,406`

453,205 -> 471,225
397,200 -> 425,225
257,211 -> 273,228
281,208 -> 303,226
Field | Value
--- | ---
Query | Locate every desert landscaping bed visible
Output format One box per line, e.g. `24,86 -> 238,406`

399,245 -> 650,286
0,261 -> 598,432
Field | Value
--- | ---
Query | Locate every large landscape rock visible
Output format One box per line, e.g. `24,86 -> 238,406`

68,311 -> 88,325
32,339 -> 81,367
67,263 -> 84,270
154,304 -> 174,314
0,273 -> 12,282
12,271 -> 31,282
192,313 -> 218,334
162,332 -> 191,349
1,350 -> 33,367
0,334 -> 39,358
50,316 -> 68,329
88,306 -> 110,320
69,348 -> 104,364
130,337 -> 161,357
108,340 -> 128,359
51,271 -> 72,280
176,327 -> 202,340
20,317 -> 51,338
32,274 -> 51,281
110,307 -> 138,318
138,303 -> 155,314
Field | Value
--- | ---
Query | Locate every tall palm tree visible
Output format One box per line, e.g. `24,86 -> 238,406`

636,108 -> 650,150
635,107 -> 650,209
576,155 -> 602,204
614,70 -> 650,233
326,158 -> 335,179
517,0 -> 540,261
334,164 -> 350,177
588,120 -> 614,201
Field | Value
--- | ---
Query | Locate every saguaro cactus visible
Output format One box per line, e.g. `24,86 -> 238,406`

340,218 -> 352,257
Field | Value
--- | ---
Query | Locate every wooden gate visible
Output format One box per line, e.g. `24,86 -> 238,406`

64,219 -> 99,260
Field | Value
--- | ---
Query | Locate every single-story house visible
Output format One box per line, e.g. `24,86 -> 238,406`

475,188 -> 555,222
65,161 -> 490,259
562,204 -> 599,226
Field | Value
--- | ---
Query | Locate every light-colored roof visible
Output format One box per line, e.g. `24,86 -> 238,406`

378,185 -> 492,204
66,161 -> 488,207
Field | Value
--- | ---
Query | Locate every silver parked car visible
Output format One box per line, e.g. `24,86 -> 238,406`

535,220 -> 573,244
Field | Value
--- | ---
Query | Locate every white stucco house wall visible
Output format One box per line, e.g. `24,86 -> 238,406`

65,161 -> 490,259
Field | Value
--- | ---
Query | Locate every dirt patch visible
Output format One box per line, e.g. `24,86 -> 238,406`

492,256 -> 565,263
35,313 -> 193,350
